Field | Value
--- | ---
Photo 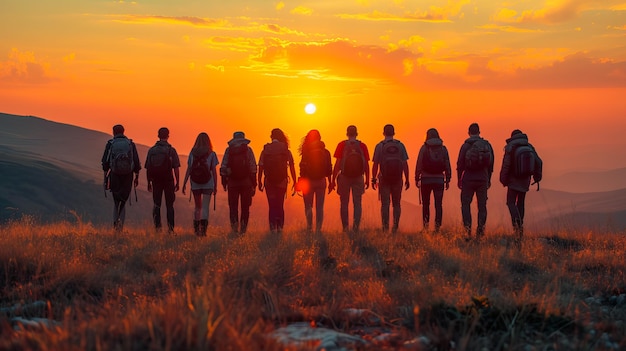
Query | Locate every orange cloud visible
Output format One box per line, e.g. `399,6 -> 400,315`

337,10 -> 451,22
0,48 -> 56,84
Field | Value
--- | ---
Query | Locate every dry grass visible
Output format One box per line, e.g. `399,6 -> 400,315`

0,217 -> 625,350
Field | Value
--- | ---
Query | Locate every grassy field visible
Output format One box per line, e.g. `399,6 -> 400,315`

0,217 -> 625,350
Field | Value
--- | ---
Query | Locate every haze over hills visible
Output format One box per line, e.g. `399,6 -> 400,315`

1,113 -> 625,232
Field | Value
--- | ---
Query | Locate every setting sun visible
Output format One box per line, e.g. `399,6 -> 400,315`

305,103 -> 316,115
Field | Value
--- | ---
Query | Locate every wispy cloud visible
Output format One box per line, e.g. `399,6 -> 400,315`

493,0 -> 626,24
115,15 -> 229,27
337,10 -> 451,22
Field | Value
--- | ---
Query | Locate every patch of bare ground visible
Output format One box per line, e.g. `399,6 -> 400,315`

0,219 -> 624,350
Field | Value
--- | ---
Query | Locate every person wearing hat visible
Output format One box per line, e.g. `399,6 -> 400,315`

181,132 -> 219,236
500,129 -> 542,245
371,124 -> 410,233
101,124 -> 141,232
145,127 -> 181,234
329,125 -> 371,233
414,128 -> 452,233
456,123 -> 494,241
220,131 -> 257,235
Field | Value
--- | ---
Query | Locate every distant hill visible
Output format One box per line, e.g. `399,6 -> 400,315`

541,168 -> 626,193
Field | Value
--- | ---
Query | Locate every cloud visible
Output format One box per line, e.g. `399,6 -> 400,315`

116,15 -> 229,28
0,48 -> 56,84
337,0 -> 469,22
276,1 -> 285,11
493,0 -> 626,24
291,6 -> 313,15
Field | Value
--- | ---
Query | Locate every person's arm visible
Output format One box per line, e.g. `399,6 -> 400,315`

182,155 -> 191,195
257,150 -> 264,192
415,146 -> 423,188
288,151 -> 297,192
456,144 -> 465,189
145,151 -> 153,192
403,161 -> 410,190
101,141 -> 111,172
499,146 -> 511,187
362,143 -> 370,190
132,143 -> 141,187
371,143 -> 379,190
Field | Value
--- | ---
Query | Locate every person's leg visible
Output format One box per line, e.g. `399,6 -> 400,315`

240,186 -> 252,234
421,183 -> 432,230
460,183 -> 474,238
164,180 -> 176,233
265,185 -> 283,232
379,182 -> 391,232
152,181 -> 165,230
518,191 -> 526,232
475,182 -> 488,239
276,187 -> 286,232
303,185 -> 314,231
337,175 -> 350,232
200,189 -> 211,236
390,180 -> 403,233
433,183 -> 445,232
192,190 -> 203,220
228,186 -> 240,232
352,176 -> 365,232
314,179 -> 326,232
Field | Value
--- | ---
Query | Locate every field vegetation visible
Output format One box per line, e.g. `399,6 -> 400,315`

0,217 -> 625,350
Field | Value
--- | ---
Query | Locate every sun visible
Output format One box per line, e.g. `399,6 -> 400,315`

304,103 -> 316,115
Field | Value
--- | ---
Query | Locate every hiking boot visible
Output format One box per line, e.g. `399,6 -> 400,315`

193,220 -> 200,236
200,219 -> 208,236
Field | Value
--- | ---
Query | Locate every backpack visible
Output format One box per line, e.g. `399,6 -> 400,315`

189,153 -> 212,184
341,141 -> 365,178
422,144 -> 446,173
465,139 -> 492,170
513,145 -> 537,177
147,144 -> 172,180
302,146 -> 330,180
380,140 -> 404,182
108,138 -> 134,175
263,144 -> 288,185
227,144 -> 250,181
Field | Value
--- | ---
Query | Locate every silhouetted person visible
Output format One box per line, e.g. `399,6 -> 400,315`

258,128 -> 297,233
145,127 -> 181,234
415,128 -> 451,232
298,130 -> 332,233
220,131 -> 257,235
457,123 -> 494,240
500,129 -> 543,243
371,124 -> 409,233
182,132 -> 219,236
101,124 -> 141,232
329,125 -> 370,233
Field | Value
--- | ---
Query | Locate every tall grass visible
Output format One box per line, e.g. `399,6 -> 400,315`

0,217 -> 624,350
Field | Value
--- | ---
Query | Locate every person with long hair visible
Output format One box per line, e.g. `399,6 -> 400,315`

298,130 -> 332,233
414,128 -> 452,232
182,132 -> 219,236
258,128 -> 297,233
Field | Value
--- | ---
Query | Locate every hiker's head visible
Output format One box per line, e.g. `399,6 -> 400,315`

299,130 -> 322,154
346,125 -> 358,138
426,128 -> 440,141
468,123 -> 480,136
158,127 -> 169,140
271,128 -> 289,146
233,131 -> 246,140
304,130 -> 321,143
511,129 -> 523,137
193,132 -> 213,153
383,124 -> 395,137
112,124 -> 124,135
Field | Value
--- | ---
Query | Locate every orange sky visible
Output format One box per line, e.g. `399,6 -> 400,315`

1,0 -> 625,173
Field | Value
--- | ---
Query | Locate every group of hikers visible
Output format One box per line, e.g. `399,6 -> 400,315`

101,122 -> 542,242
